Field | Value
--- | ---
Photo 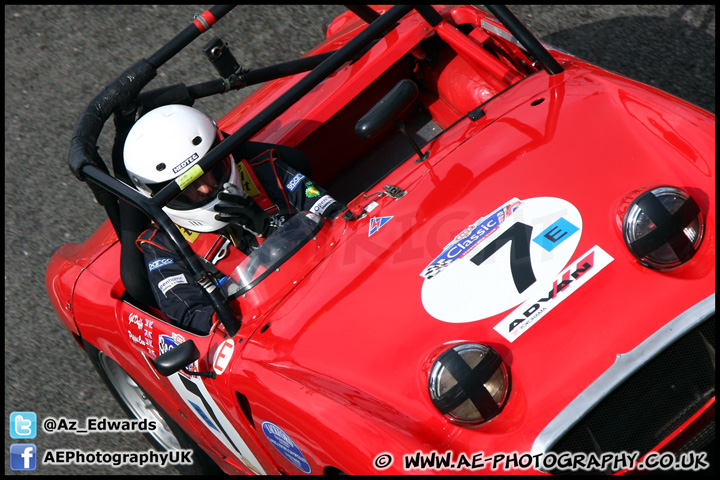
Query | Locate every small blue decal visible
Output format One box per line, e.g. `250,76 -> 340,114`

533,217 -> 579,252
369,216 -> 393,237
285,173 -> 306,192
261,421 -> 311,474
148,257 -> 174,271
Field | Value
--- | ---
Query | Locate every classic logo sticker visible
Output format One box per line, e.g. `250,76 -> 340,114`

261,421 -> 311,474
369,216 -> 393,237
421,197 -> 582,323
494,245 -> 613,342
421,198 -> 522,279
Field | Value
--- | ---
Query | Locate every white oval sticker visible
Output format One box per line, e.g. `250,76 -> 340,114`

212,339 -> 235,375
421,197 -> 582,323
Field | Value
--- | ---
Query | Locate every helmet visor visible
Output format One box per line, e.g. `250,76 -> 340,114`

162,157 -> 232,211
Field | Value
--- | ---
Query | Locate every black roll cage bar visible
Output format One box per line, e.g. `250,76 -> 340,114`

68,4 -> 562,337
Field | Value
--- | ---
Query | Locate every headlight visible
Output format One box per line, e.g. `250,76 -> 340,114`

428,343 -> 509,426
623,186 -> 704,269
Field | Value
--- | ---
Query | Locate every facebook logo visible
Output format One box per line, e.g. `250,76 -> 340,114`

10,411 -> 36,439
10,444 -> 37,471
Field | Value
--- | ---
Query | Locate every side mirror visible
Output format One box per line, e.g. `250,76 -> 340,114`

152,340 -> 201,376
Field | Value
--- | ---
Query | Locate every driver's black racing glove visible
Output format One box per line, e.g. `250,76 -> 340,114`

214,183 -> 272,237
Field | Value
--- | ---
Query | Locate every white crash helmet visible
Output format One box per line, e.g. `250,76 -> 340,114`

123,104 -> 240,232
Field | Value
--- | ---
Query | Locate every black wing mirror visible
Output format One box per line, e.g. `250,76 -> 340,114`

152,340 -> 215,378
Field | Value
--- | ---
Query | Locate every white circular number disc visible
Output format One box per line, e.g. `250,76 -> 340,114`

421,197 -> 582,323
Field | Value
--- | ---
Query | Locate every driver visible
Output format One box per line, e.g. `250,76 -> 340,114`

123,104 -> 343,334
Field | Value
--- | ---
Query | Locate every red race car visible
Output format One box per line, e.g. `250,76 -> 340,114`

46,5 -> 714,475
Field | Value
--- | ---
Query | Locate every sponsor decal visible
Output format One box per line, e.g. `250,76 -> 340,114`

494,245 -> 613,342
365,201 -> 379,213
148,257 -> 174,271
158,334 -> 177,356
127,313 -> 156,354
158,333 -> 195,372
262,421 -> 311,474
212,339 -> 235,375
176,164 -> 204,190
178,226 -> 200,243
158,274 -> 187,296
158,333 -> 186,356
285,173 -> 306,192
128,330 -> 146,347
172,152 -> 199,174
421,197 -> 583,323
128,313 -> 143,330
532,217 -> 579,252
369,216 -> 393,237
421,198 -> 522,279
237,161 -> 260,197
309,195 -> 335,216
304,182 -> 320,198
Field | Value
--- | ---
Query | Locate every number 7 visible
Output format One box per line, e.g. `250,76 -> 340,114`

470,222 -> 536,293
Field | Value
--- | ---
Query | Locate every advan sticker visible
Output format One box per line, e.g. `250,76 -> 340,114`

421,197 -> 582,323
494,245 -> 613,342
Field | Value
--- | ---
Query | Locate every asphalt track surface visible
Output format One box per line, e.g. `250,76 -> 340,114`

5,5 -> 715,476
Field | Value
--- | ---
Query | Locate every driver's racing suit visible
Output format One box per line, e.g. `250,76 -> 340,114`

137,147 -> 343,334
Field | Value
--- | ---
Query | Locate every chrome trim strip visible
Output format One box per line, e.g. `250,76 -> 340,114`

531,293 -> 715,458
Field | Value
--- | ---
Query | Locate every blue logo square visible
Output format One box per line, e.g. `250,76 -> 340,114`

10,411 -> 36,439
10,444 -> 37,471
533,217 -> 579,252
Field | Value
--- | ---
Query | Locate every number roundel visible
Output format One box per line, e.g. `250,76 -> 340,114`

421,197 -> 582,323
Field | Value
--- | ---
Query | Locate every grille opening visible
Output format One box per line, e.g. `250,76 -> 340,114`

547,315 -> 715,474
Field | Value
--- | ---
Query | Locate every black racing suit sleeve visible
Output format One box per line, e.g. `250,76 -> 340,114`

247,147 -> 344,218
137,229 -> 215,335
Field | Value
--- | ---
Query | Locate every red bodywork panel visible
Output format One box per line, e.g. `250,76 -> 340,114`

47,5 -> 714,475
